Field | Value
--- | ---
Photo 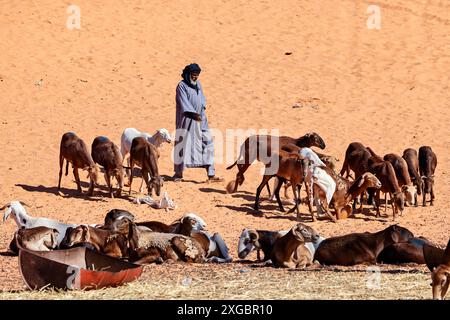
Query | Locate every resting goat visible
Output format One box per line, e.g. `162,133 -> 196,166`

2,201 -> 76,246
270,223 -> 320,268
237,228 -> 324,263
62,225 -> 129,259
103,214 -> 205,264
11,227 -> 59,252
430,239 -> 450,300
314,225 -> 413,266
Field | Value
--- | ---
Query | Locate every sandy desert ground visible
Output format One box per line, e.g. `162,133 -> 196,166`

0,0 -> 449,299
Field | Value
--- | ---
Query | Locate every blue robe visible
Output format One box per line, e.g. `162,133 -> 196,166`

174,80 -> 215,176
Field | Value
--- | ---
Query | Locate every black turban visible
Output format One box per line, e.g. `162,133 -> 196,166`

181,63 -> 202,92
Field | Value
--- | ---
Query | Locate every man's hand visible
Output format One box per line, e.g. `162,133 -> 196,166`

184,111 -> 202,122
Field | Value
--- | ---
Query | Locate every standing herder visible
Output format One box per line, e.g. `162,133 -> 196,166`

173,63 -> 222,182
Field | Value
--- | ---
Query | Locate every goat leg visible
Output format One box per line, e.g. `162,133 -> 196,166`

58,155 -> 64,191
104,172 -> 113,198
212,233 -> 232,262
254,175 -> 271,212
73,167 -> 82,194
274,178 -> 285,212
430,183 -> 435,206
375,191 -> 381,218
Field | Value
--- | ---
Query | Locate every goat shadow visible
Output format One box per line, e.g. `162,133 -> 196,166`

15,184 -> 108,202
0,251 -> 16,257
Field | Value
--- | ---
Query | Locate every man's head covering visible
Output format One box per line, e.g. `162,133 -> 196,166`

181,63 -> 202,92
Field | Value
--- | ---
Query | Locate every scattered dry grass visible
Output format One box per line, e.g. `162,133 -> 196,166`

0,263 -> 433,300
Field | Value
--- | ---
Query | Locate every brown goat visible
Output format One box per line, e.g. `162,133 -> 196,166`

62,225 -> 129,259
103,214 -> 205,264
13,226 -> 59,252
430,239 -> 450,300
58,132 -> 99,196
270,223 -> 320,268
368,150 -> 405,220
226,132 -> 325,193
402,148 -> 423,205
419,146 -> 437,206
314,225 -> 414,266
377,237 -> 433,264
254,150 -> 311,219
383,153 -> 416,206
91,136 -> 125,198
340,142 -> 371,179
129,137 -> 163,196
316,171 -> 381,219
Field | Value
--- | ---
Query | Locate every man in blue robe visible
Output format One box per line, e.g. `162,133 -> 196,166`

173,63 -> 222,182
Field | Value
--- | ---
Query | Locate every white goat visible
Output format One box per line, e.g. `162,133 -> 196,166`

121,127 -> 172,159
2,201 -> 77,246
121,127 -> 172,192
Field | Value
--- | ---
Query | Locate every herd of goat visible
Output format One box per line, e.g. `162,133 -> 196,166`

1,201 -> 449,299
1,128 -> 446,299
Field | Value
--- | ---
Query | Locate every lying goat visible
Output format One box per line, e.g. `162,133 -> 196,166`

2,201 -> 76,246
11,226 -> 59,252
62,225 -> 129,258
237,228 -> 324,262
270,223 -> 320,268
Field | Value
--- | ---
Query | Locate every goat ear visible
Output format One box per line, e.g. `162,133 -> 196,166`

128,223 -> 140,250
357,177 -> 364,187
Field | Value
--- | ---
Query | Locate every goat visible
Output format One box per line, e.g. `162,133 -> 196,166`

129,137 -> 163,196
383,153 -> 416,206
91,136 -> 125,198
58,132 -> 99,196
254,150 -> 311,219
268,146 -> 327,202
402,148 -> 423,206
314,225 -> 414,266
377,237 -> 433,264
103,214 -> 205,264
62,225 -> 129,259
103,209 -> 207,234
121,127 -> 172,159
237,228 -> 325,262
2,201 -> 76,246
176,215 -> 233,263
368,150 -> 405,220
340,142 -> 371,179
419,146 -> 437,206
316,171 -> 381,220
11,226 -> 59,252
226,132 -> 325,194
430,239 -> 450,300
270,223 -> 320,268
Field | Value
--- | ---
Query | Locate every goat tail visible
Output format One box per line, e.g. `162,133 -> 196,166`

65,160 -> 69,176
226,161 -> 237,170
